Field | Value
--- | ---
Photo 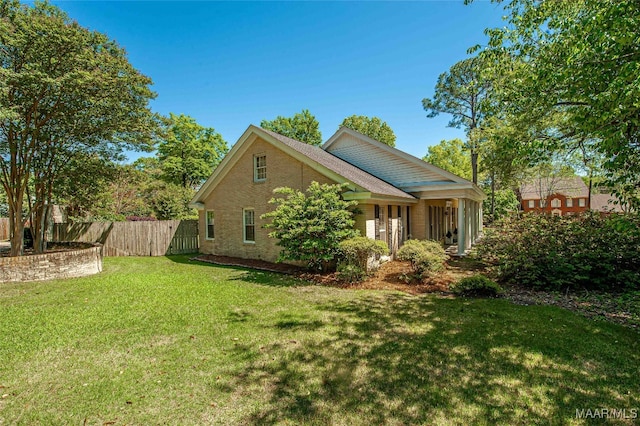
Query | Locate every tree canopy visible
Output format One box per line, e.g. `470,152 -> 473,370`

157,113 -> 228,189
0,1 -> 157,255
339,115 -> 397,147
422,56 -> 492,183
423,139 -> 472,181
470,0 -> 640,208
260,109 -> 322,146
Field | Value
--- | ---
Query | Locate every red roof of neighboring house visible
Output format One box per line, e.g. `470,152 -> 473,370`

519,177 -> 588,200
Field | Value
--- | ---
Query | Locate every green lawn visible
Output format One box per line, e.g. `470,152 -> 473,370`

1,256 -> 638,425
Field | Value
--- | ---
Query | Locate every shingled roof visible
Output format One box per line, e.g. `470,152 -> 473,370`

520,177 -> 588,200
260,128 -> 415,200
590,193 -> 624,213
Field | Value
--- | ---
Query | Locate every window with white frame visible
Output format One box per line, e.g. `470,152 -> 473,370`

566,198 -> 573,207
551,198 -> 561,208
578,198 -> 586,207
254,155 -> 266,182
539,199 -> 547,208
243,209 -> 255,242
206,211 -> 215,239
528,200 -> 535,208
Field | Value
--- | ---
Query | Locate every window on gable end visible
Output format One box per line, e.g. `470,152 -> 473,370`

254,155 -> 266,182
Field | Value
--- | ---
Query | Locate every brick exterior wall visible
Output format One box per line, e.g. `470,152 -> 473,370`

521,193 -> 588,215
199,137 -> 337,263
0,243 -> 103,283
411,201 -> 427,240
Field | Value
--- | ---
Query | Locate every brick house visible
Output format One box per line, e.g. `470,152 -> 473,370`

519,177 -> 623,215
190,125 -> 485,262
589,193 -> 625,214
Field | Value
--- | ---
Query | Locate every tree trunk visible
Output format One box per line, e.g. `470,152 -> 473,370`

471,150 -> 479,184
490,170 -> 496,219
587,173 -> 593,211
8,193 -> 25,257
32,203 -> 48,254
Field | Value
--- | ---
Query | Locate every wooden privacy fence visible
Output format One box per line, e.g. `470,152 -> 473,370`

53,220 -> 199,256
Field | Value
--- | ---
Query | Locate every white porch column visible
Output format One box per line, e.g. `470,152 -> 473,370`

465,200 -> 472,250
467,200 -> 476,246
457,198 -> 466,255
470,202 -> 475,244
479,201 -> 484,233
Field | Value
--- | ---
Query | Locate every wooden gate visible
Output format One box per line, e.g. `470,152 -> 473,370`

167,220 -> 199,254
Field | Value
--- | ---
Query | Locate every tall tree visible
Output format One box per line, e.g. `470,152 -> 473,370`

157,113 -> 228,189
423,138 -> 472,181
260,109 -> 322,146
340,115 -> 397,147
0,1 -> 156,255
472,0 -> 640,208
422,56 -> 492,184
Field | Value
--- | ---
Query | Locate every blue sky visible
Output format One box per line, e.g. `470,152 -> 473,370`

52,1 -> 506,162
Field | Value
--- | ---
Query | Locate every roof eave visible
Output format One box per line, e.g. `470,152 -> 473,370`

343,191 -> 418,203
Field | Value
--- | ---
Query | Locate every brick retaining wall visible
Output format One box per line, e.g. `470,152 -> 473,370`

0,243 -> 103,283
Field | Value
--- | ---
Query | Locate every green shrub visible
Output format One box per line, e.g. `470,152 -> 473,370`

261,182 -> 359,271
478,212 -> 640,292
336,237 -> 389,282
397,239 -> 447,280
339,237 -> 389,270
451,275 -> 503,297
336,263 -> 367,283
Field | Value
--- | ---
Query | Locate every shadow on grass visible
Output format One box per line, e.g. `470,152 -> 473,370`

222,293 -> 640,424
164,254 -> 209,265
165,254 -> 314,287
230,270 -> 314,288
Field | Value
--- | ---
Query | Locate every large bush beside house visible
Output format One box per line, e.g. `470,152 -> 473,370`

262,182 -> 359,271
479,212 -> 640,291
397,239 -> 448,280
337,237 -> 389,282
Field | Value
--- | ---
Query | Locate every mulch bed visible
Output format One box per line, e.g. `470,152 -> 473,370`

191,254 -> 639,330
193,254 -> 479,295
504,285 -> 639,330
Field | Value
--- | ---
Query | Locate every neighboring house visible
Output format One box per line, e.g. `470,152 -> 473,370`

190,125 -> 485,263
589,193 -> 625,214
519,177 -> 623,215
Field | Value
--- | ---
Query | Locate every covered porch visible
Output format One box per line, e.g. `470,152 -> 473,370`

407,185 -> 485,256
353,194 -> 484,257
